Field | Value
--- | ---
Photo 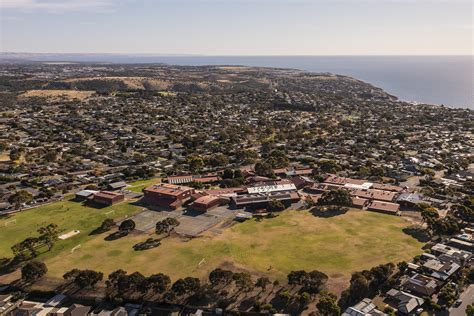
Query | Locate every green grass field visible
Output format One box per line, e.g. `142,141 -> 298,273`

8,208 -> 424,291
127,178 -> 161,193
0,197 -> 143,260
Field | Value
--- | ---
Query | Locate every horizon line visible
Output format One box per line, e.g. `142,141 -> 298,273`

1,52 -> 473,57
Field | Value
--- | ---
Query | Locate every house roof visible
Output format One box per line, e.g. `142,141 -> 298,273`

367,201 -> 400,214
401,273 -> 440,296
94,191 -> 124,199
385,289 -> 424,314
193,195 -> 220,206
108,181 -> 127,189
167,175 -> 194,184
76,189 -> 98,197
342,298 -> 387,316
145,183 -> 194,196
247,182 -> 297,194
205,187 -> 245,196
397,193 -> 423,204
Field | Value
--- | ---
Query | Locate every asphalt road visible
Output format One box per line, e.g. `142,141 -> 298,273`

449,284 -> 474,316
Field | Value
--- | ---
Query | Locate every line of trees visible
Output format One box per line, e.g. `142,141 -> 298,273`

11,224 -> 60,260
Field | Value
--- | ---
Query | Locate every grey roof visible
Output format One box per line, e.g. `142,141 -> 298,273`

342,298 -> 388,316
108,181 -> 127,189
396,193 -> 423,204
385,289 -> 424,314
75,190 -> 98,197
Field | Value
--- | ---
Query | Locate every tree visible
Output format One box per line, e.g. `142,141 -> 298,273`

438,283 -> 457,307
122,271 -> 149,294
233,272 -> 253,292
369,263 -> 395,290
319,160 -> 340,173
254,161 -> 275,178
316,291 -> 340,316
208,153 -> 229,168
37,224 -> 59,251
8,190 -> 33,209
303,270 -> 329,294
21,261 -> 47,282
98,218 -> 115,232
397,261 -> 408,274
155,217 -> 180,236
288,270 -> 308,286
209,268 -> 234,286
64,269 -> 103,288
452,204 -> 474,224
188,156 -> 204,173
421,207 -> 439,233
317,189 -> 352,209
348,272 -> 370,301
9,149 -> 21,161
119,219 -> 136,233
147,273 -> 171,294
267,150 -> 289,168
12,237 -> 41,259
172,277 -> 201,296
255,277 -> 271,291
267,199 -> 285,212
466,304 -> 474,316
222,168 -> 234,179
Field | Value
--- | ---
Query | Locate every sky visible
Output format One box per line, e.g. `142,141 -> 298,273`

0,0 -> 472,55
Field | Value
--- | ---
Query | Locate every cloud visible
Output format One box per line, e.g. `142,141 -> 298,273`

1,0 -> 117,12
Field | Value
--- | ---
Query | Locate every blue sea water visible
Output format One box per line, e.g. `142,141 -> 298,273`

33,55 -> 474,109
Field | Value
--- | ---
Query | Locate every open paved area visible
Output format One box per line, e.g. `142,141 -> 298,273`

126,209 -> 180,232
176,206 -> 236,236
127,206 -> 236,235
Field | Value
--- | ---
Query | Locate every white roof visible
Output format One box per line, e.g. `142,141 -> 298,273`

76,189 -> 98,197
344,182 -> 373,190
247,183 -> 296,194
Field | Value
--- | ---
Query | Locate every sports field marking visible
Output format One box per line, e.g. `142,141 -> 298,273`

105,210 -> 116,216
71,244 -> 81,254
198,258 -> 206,267
4,219 -> 17,227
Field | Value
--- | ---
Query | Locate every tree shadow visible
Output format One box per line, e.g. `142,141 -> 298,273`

239,296 -> 257,311
403,226 -> 431,242
104,230 -> 128,241
89,227 -> 109,236
310,207 -> 348,218
133,238 -> 161,251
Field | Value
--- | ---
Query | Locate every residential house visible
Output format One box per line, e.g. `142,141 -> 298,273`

342,298 -> 388,316
385,288 -> 424,315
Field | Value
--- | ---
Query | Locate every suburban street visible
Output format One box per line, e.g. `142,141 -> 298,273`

449,284 -> 474,316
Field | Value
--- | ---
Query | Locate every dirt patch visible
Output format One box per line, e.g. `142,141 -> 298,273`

19,90 -> 95,101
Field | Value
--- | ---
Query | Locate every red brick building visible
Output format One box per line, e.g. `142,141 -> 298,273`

191,195 -> 222,212
143,183 -> 195,209
92,191 -> 124,206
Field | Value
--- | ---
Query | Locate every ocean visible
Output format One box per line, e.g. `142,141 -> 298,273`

30,55 -> 474,109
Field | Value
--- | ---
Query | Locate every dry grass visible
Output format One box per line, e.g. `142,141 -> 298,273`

38,209 -> 423,293
0,152 -> 10,162
19,90 -> 95,101
64,77 -> 171,90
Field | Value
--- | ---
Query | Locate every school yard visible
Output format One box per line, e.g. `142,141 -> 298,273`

0,202 -> 424,292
